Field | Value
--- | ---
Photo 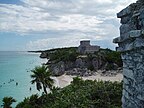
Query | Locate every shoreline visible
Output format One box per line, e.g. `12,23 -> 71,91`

54,73 -> 123,88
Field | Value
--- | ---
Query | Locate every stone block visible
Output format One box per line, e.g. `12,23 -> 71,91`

123,77 -> 134,85
124,83 -> 137,96
122,89 -> 130,99
123,77 -> 129,85
120,32 -> 130,42
124,42 -> 134,51
140,20 -> 144,29
132,12 -> 140,17
137,91 -> 144,101
120,24 -> 131,34
136,84 -> 144,92
133,55 -> 143,62
136,62 -> 144,69
122,60 -> 134,68
113,37 -> 121,43
141,29 -> 144,34
121,54 -> 133,60
117,6 -> 132,18
113,33 -> 131,44
139,9 -> 144,19
122,95 -> 138,108
140,48 -> 144,54
122,62 -> 127,68
133,97 -> 144,108
134,38 -> 144,48
123,68 -> 134,78
129,30 -> 141,38
134,69 -> 144,83
121,15 -> 131,24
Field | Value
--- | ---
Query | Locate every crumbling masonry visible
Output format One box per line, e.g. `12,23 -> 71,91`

113,0 -> 144,108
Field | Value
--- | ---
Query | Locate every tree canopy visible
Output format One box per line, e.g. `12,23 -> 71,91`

31,65 -> 54,94
16,78 -> 122,108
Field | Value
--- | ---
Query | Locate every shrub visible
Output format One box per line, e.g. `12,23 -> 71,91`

16,78 -> 122,108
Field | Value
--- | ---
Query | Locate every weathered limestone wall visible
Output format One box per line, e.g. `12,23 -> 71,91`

113,0 -> 144,108
121,49 -> 144,108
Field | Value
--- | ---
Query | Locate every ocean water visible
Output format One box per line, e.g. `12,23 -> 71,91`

0,51 -> 47,107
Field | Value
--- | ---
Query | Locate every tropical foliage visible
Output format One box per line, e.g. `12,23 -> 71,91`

105,50 -> 122,67
16,77 -> 122,108
2,96 -> 16,108
31,65 -> 54,94
43,47 -> 122,71
44,47 -> 78,63
16,48 -> 123,108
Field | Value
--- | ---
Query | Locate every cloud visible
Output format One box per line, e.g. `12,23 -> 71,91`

0,0 -> 137,50
26,32 -> 103,50
0,0 -> 136,33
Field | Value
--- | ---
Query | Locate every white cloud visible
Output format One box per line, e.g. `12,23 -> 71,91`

26,32 -> 103,50
0,0 -> 137,50
0,4 -> 102,33
0,0 -> 136,33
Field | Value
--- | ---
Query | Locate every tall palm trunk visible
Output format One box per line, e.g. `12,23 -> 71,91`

43,84 -> 47,94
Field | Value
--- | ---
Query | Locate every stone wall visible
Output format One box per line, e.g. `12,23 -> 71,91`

113,0 -> 144,108
78,40 -> 100,54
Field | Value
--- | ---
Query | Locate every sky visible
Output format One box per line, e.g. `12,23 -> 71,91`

0,0 -> 136,51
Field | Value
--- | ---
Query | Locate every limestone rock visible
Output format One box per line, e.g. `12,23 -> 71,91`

120,24 -> 131,34
113,0 -> 144,107
49,61 -> 65,76
129,30 -> 141,38
40,52 -> 48,58
117,6 -> 133,18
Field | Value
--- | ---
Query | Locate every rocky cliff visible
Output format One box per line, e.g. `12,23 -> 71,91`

40,48 -> 122,76
113,0 -> 144,107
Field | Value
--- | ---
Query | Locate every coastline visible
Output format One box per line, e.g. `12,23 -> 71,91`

55,73 -> 123,88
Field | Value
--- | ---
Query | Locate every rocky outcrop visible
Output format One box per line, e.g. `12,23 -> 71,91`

49,61 -> 65,76
39,46 -> 122,76
40,52 -> 48,58
48,56 -> 120,76
48,57 -> 100,76
113,0 -> 144,107
66,68 -> 94,76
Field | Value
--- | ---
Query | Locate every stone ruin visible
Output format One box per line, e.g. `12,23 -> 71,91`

113,0 -> 144,107
78,40 -> 100,54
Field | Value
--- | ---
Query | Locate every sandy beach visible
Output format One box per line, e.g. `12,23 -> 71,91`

53,73 -> 123,88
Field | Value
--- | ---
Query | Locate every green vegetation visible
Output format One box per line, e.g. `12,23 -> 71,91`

87,48 -> 122,70
97,49 -> 122,65
43,47 -> 122,71
45,47 -> 79,63
105,50 -> 122,67
1,97 -> 16,108
31,65 -> 54,94
16,77 -> 122,108
15,48 -> 123,108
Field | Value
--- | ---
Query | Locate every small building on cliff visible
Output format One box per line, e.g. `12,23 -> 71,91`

78,40 -> 100,54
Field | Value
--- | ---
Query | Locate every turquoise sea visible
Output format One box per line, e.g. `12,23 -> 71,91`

0,51 -> 47,107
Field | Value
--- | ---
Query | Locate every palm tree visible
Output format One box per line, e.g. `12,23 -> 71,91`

31,65 -> 54,94
2,96 -> 16,108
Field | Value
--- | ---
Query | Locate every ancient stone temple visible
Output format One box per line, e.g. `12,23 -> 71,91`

113,0 -> 144,107
78,40 -> 100,54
